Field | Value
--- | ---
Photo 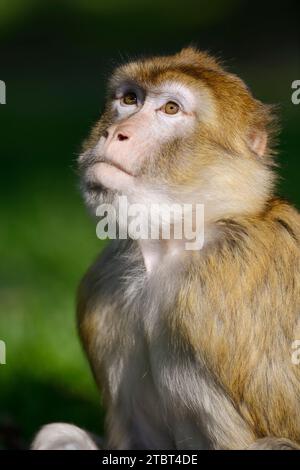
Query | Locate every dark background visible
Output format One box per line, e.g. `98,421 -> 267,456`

0,0 -> 299,449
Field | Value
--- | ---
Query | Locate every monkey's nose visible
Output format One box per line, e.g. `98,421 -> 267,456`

117,133 -> 129,141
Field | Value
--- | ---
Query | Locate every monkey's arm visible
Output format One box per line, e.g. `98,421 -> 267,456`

77,240 -> 131,393
77,240 -> 174,449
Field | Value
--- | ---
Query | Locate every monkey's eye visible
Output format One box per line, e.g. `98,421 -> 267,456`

162,101 -> 180,115
121,92 -> 138,106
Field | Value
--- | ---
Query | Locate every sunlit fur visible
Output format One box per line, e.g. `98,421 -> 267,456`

34,48 -> 300,450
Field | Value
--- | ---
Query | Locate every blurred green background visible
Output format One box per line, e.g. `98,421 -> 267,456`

0,0 -> 299,449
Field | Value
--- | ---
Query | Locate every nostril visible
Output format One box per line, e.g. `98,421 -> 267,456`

117,133 -> 129,141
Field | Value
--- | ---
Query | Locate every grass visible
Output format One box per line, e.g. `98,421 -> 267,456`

0,171 -> 108,448
0,76 -> 108,448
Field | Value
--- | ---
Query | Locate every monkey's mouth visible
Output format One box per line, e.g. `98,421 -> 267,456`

100,160 -> 135,178
84,161 -> 136,193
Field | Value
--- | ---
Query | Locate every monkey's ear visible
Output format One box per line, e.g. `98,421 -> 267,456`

248,129 -> 268,157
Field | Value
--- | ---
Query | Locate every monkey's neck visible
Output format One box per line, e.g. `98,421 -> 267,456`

137,217 -> 226,273
138,227 -> 217,273
138,239 -> 185,273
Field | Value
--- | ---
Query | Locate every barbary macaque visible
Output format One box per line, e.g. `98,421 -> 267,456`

32,48 -> 300,450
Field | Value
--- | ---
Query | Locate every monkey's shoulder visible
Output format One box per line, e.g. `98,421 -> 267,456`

216,198 -> 300,253
263,198 -> 300,241
182,198 -> 300,305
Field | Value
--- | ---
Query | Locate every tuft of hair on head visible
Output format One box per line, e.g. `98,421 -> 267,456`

175,46 -> 223,72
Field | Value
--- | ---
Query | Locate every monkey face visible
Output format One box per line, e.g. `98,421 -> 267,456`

79,62 -> 216,214
94,81 -> 200,179
79,82 -> 207,210
79,48 -> 276,222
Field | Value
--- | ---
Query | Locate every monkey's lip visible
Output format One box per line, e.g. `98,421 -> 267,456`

101,161 -> 135,178
88,161 -> 136,192
85,161 -> 135,191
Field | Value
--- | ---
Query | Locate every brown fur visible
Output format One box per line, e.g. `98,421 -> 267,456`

175,200 -> 300,440
75,48 -> 300,450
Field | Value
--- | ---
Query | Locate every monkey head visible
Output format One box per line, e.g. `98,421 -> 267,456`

79,48 -> 277,228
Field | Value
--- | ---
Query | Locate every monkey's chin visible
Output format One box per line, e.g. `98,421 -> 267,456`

82,161 -> 136,215
82,182 -> 116,216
